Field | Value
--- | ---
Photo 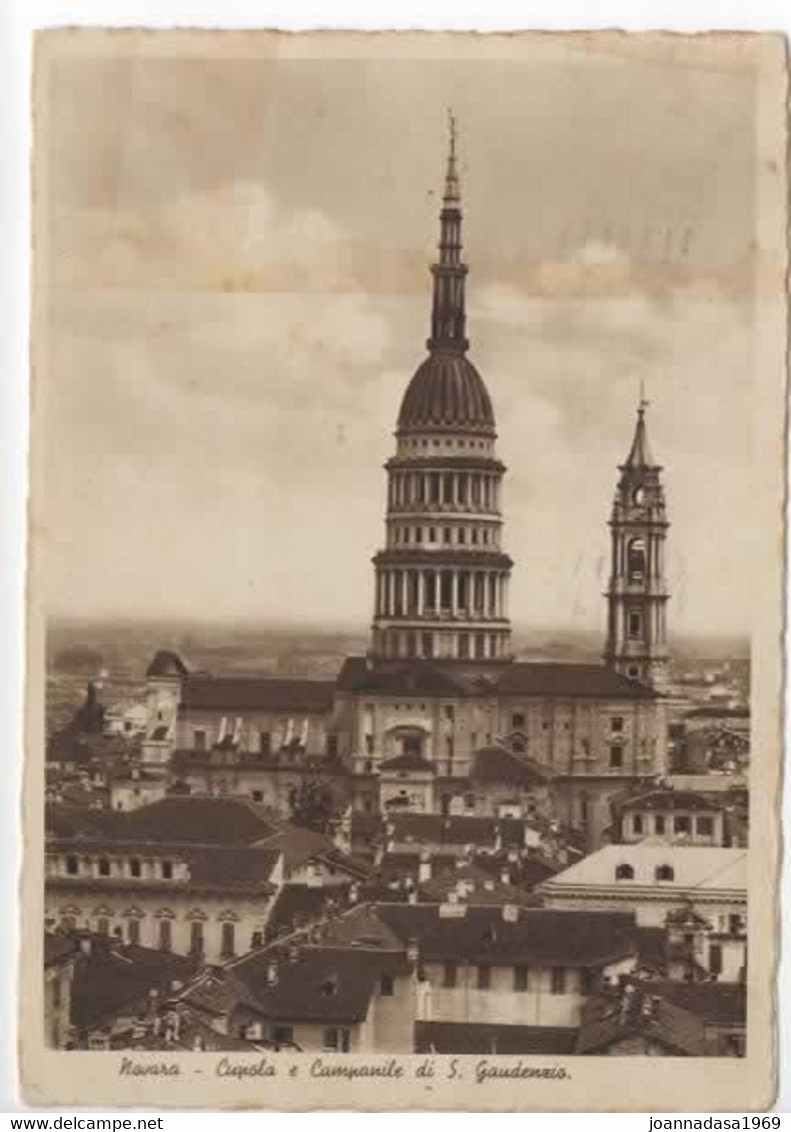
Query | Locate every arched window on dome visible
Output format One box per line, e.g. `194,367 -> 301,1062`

615,864 -> 634,881
655,864 -> 674,882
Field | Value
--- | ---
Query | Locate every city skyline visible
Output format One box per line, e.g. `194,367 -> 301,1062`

42,46 -> 757,636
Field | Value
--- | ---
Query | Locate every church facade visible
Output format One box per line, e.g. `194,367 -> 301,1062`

147,125 -> 671,850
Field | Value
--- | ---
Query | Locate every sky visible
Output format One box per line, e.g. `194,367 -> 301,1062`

39,37 -> 761,638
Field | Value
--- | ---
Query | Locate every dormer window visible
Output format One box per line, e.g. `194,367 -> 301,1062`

655,864 -> 675,882
615,863 -> 634,881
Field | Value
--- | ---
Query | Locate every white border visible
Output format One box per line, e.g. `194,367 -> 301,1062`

1,0 -> 788,1116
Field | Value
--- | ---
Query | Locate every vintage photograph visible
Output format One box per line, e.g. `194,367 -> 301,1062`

24,29 -> 786,1110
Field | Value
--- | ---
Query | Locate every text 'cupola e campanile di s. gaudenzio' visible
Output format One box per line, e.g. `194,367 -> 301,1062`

370,118 -> 513,664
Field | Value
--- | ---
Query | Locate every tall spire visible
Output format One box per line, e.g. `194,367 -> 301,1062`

443,109 -> 460,205
428,111 -> 469,353
624,393 -> 655,469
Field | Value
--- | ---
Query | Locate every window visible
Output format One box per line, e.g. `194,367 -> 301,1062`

609,745 -> 623,769
458,527 -> 466,545
674,816 -> 691,835
190,921 -> 204,956
654,815 -> 666,835
323,1027 -> 351,1053
655,864 -> 675,882
697,816 -> 714,837
194,729 -> 206,751
551,968 -> 567,995
512,712 -> 526,730
729,913 -> 745,936
158,920 -> 172,952
443,962 -> 457,988
251,931 -> 263,950
161,861 -> 173,880
221,922 -> 236,957
98,858 -> 111,877
464,793 -> 475,811
628,612 -> 643,639
379,973 -> 394,997
581,969 -> 598,996
273,1026 -> 293,1048
127,918 -> 141,945
365,734 -> 375,755
610,717 -> 624,733
615,863 -> 634,881
724,1033 -> 745,1058
709,943 -> 723,976
66,855 -> 79,876
513,966 -> 528,992
477,965 -> 491,990
260,732 -> 272,755
633,814 -> 644,835
327,735 -> 338,759
443,528 -> 451,544
97,917 -> 109,936
429,527 -> 436,542
627,538 -> 646,582
130,858 -> 141,878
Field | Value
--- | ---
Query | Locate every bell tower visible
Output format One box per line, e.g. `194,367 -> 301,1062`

604,398 -> 670,689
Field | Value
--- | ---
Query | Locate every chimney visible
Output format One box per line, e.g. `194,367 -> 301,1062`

288,942 -> 302,964
418,851 -> 432,884
501,904 -> 519,923
406,938 -> 421,965
500,868 -> 511,886
266,961 -> 279,988
78,935 -> 93,957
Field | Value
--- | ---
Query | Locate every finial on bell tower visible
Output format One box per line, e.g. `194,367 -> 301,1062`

604,398 -> 670,689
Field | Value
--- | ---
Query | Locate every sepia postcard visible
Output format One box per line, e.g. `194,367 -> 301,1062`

21,28 -> 788,1110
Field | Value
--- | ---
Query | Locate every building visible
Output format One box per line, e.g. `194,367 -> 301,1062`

45,797 -> 286,960
610,786 -> 732,847
45,796 -> 371,960
603,400 -> 671,690
44,932 -> 76,1049
325,902 -> 640,1031
575,983 -> 707,1056
65,933 -> 199,1050
538,844 -> 747,981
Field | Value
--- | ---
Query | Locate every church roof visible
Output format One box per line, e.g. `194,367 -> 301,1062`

397,352 -> 495,437
337,658 -> 475,697
180,675 -> 335,713
498,662 -> 658,700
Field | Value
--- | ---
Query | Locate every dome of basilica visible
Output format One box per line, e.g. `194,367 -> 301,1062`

396,351 -> 496,437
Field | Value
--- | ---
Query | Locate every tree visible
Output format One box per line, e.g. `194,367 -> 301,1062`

288,774 -> 338,833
